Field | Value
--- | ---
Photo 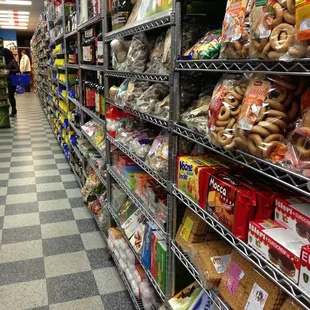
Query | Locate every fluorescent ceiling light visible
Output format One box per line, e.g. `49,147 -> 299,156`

0,15 -> 29,19
0,1 -> 32,5
0,10 -> 30,14
1,25 -> 27,29
0,22 -> 27,25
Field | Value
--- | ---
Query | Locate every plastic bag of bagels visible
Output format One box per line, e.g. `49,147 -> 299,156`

235,74 -> 303,162
282,89 -> 310,176
219,0 -> 254,59
207,74 -> 250,150
250,0 -> 310,60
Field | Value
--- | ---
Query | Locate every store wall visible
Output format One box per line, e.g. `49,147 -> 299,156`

0,29 -> 17,41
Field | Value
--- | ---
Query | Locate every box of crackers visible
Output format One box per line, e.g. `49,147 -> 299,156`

275,196 -> 310,242
206,173 -> 256,241
299,245 -> 310,296
248,219 -> 307,283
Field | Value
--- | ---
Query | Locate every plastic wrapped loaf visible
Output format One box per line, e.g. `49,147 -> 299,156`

219,0 -> 253,58
250,0 -> 310,60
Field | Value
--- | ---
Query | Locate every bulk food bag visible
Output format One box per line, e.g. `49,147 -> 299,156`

250,0 -> 310,60
207,74 -> 249,150
219,0 -> 254,59
235,74 -> 304,162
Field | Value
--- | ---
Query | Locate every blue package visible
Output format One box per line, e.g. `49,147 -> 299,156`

141,222 -> 156,270
189,290 -> 214,310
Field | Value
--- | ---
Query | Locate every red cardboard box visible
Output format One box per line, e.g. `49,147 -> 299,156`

299,245 -> 310,295
275,196 -> 310,241
206,173 -> 256,241
150,231 -> 164,278
248,219 -> 307,283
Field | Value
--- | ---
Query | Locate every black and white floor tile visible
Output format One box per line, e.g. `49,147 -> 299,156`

0,93 -> 134,310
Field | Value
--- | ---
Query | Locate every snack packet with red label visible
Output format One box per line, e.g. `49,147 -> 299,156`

207,74 -> 249,150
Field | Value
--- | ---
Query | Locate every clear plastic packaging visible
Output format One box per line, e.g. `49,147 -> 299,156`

126,33 -> 149,72
154,95 -> 169,120
235,74 -> 303,162
146,33 -> 165,73
250,0 -> 310,60
219,0 -> 253,59
207,75 -> 248,150
110,38 -> 130,71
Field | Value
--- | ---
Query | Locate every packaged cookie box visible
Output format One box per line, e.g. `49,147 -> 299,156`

299,245 -> 310,296
156,240 -> 167,294
275,195 -> 310,242
218,249 -> 285,310
176,155 -> 227,208
248,219 -> 308,283
150,231 -> 164,278
206,173 -> 256,241
141,222 -> 157,270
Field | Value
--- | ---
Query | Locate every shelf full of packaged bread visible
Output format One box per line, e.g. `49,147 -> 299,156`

172,153 -> 310,309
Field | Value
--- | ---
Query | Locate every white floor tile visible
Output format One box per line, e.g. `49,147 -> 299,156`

66,188 -> 82,198
49,296 -> 104,310
0,240 -> 43,263
81,231 -> 106,250
0,187 -> 7,196
6,193 -> 37,206
10,166 -> 34,173
60,174 -> 76,182
0,279 -> 48,310
36,182 -> 65,192
11,156 -> 33,162
3,212 -> 40,229
38,199 -> 71,212
41,220 -> 79,239
33,159 -> 56,166
8,177 -> 36,187
35,170 -> 60,177
44,250 -> 91,278
72,207 -> 93,220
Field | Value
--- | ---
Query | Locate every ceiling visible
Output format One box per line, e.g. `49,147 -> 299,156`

0,0 -> 44,33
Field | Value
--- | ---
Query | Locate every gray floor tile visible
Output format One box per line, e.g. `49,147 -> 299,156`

34,164 -> 58,171
7,184 -> 37,195
76,219 -> 99,233
0,258 -> 45,286
46,271 -> 99,304
86,249 -> 114,270
69,198 -> 87,209
101,291 -> 135,310
10,160 -> 34,167
0,196 -> 5,204
40,209 -> 74,224
63,181 -> 80,190
27,306 -> 49,310
32,140 -> 50,145
5,202 -> 39,216
55,158 -> 68,164
0,167 -> 10,174
0,157 -> 11,162
37,190 -> 67,202
32,154 -> 54,160
32,146 -> 51,151
0,180 -> 8,187
13,144 -> 32,148
0,217 -> 3,229
10,171 -> 35,179
35,175 -> 62,184
1,225 -> 42,244
43,234 -> 84,257
11,152 -> 33,157
58,169 -> 72,176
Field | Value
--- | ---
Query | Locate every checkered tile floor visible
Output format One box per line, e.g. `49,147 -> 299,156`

0,93 -> 134,310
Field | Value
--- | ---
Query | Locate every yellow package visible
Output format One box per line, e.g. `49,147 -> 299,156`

176,155 -> 225,207
296,0 -> 310,41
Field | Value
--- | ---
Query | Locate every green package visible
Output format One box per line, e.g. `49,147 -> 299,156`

156,240 -> 167,294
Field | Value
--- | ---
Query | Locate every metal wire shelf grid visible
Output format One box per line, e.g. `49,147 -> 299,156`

79,105 -> 106,127
77,13 -> 103,31
107,165 -> 167,237
176,59 -> 310,75
80,64 -> 104,71
81,129 -> 106,161
89,160 -> 107,187
173,123 -> 310,197
105,70 -> 169,83
105,10 -> 172,41
107,135 -> 168,189
106,98 -> 168,129
172,185 -> 310,310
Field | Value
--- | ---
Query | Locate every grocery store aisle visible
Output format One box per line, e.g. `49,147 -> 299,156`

0,93 -> 134,310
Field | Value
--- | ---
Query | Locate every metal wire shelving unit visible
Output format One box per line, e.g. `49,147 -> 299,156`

33,0 -> 310,309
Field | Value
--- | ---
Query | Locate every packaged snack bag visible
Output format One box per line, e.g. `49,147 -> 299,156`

219,0 -> 253,58
235,74 -> 303,162
250,0 -> 310,60
207,75 -> 249,150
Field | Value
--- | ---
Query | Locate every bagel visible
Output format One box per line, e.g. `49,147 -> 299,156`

264,134 -> 285,143
283,90 -> 294,108
216,119 -> 230,127
257,106 -> 267,122
234,137 -> 248,150
218,106 -> 231,121
248,134 -> 263,157
270,23 -> 295,52
268,85 -> 288,102
235,85 -> 246,96
288,46 -> 307,58
217,130 -> 234,146
287,100 -> 299,121
287,0 -> 295,14
224,93 -> 240,108
294,79 -> 306,97
227,118 -> 236,129
265,109 -> 289,122
302,111 -> 310,127
266,99 -> 286,112
265,117 -> 287,131
296,136 -> 310,160
224,139 -> 235,150
268,51 -> 285,59
258,121 -> 281,134
283,10 -> 296,24
230,105 -> 241,117
231,88 -> 244,101
263,141 -> 288,161
253,38 -> 268,52
262,42 -> 271,59
250,125 -> 270,137
236,128 -> 247,141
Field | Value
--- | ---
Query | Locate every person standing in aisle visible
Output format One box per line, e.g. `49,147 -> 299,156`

3,48 -> 20,117
20,49 -> 31,92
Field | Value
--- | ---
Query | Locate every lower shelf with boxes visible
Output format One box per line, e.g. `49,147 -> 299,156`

173,153 -> 310,309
